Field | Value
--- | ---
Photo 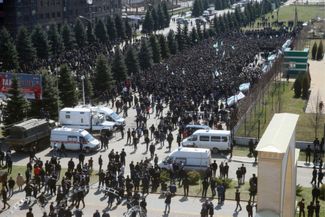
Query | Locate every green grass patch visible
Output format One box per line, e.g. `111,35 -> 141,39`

236,82 -> 325,142
296,186 -> 325,217
245,5 -> 325,30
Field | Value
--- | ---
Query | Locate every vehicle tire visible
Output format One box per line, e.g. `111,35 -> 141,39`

212,148 -> 219,154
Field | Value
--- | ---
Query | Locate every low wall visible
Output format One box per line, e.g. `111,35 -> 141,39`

234,136 -> 313,149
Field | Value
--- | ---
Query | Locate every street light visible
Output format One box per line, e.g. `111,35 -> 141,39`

55,67 -> 60,116
81,75 -> 86,105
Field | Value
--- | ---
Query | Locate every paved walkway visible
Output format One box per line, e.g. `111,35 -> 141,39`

305,59 -> 325,113
0,184 -> 257,217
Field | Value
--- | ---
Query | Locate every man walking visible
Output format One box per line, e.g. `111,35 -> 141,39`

298,198 -> 305,217
235,189 -> 242,211
246,201 -> 253,217
164,191 -> 172,214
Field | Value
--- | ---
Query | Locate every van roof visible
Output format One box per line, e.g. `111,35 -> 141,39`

61,107 -> 91,112
185,124 -> 210,129
93,106 -> 114,114
193,129 -> 231,135
172,147 -> 211,154
52,127 -> 85,133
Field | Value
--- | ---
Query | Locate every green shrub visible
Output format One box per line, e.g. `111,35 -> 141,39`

187,171 -> 201,185
296,184 -> 303,196
160,170 -> 170,183
215,177 -> 232,189
320,184 -> 325,200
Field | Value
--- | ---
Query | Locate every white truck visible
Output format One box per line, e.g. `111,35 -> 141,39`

50,127 -> 100,152
158,147 -> 211,171
59,107 -> 115,132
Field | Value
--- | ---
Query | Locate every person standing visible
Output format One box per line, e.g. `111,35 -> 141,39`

298,198 -> 305,217
93,210 -> 100,217
26,207 -> 34,217
164,191 -> 172,214
306,145 -> 312,164
183,176 -> 189,197
1,188 -> 10,209
235,189 -> 242,211
241,164 -> 247,184
236,168 -> 242,187
246,201 -> 253,217
315,201 -> 320,217
149,143 -> 155,159
307,202 -> 314,217
311,167 -> 317,185
202,178 -> 209,198
211,160 -> 218,177
98,155 -> 103,172
208,201 -> 214,217
167,132 -> 174,151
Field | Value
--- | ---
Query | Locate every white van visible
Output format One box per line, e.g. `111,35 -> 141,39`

91,106 -> 125,126
50,127 -> 100,152
181,129 -> 231,153
158,147 -> 211,171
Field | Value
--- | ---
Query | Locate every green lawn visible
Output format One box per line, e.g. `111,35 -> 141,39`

236,82 -> 325,142
245,5 -> 325,30
296,186 -> 325,217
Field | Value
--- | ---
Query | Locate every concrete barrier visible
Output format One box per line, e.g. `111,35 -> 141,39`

234,136 -> 314,150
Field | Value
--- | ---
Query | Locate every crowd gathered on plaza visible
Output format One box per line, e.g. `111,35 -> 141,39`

0,13 -> 324,217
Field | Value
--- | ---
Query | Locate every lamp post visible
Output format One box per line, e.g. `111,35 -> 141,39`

55,66 -> 60,117
81,75 -> 85,105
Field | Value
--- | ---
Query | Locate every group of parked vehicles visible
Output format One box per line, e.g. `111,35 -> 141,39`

4,106 -> 125,153
4,107 -> 231,172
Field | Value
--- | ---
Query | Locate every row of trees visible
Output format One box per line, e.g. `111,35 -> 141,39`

0,15 -> 133,71
311,41 -> 324,61
142,2 -> 170,33
192,0 -> 210,17
293,71 -> 311,99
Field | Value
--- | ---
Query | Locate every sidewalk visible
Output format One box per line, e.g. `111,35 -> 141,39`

228,155 -> 322,169
0,184 -> 254,217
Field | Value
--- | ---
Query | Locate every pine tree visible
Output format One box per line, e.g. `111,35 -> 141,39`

84,74 -> 94,104
151,7 -> 159,31
0,28 -> 19,71
182,24 -> 190,47
125,20 -> 133,41
41,70 -> 60,119
293,74 -> 302,98
95,19 -> 108,44
190,27 -> 199,44
3,76 -> 29,134
302,73 -> 310,99
16,26 -> 36,70
192,0 -> 203,17
74,19 -> 86,48
157,4 -> 165,29
161,2 -> 170,27
112,48 -> 128,82
215,0 -> 221,10
149,34 -> 161,63
176,24 -> 184,51
94,55 -> 115,95
316,40 -> 323,60
125,46 -> 140,75
107,16 -> 117,43
31,25 -> 50,59
138,39 -> 153,70
58,65 -> 78,107
167,30 -> 178,55
48,24 -> 64,56
62,24 -> 73,50
115,15 -> 126,40
86,22 -> 96,45
203,0 -> 209,10
311,42 -> 317,60
142,10 -> 154,34
158,34 -> 170,59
